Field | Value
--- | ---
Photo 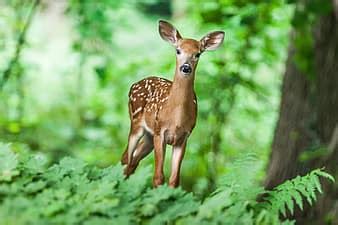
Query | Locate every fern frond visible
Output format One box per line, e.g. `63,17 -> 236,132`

312,169 -> 335,182
260,168 -> 335,218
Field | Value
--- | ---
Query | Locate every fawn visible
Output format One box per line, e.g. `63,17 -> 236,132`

121,20 -> 224,187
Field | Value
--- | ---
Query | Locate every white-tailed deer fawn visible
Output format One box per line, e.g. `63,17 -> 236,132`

121,20 -> 224,187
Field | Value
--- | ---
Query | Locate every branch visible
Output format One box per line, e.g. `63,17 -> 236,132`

0,0 -> 40,90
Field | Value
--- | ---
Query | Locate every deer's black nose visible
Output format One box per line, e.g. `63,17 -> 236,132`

180,64 -> 192,74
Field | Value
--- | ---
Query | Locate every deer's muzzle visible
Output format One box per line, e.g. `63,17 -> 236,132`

180,63 -> 192,75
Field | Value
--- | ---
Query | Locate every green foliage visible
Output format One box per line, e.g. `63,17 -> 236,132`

67,0 -> 122,54
0,143 -> 19,181
0,0 -> 292,193
0,144 -> 334,225
259,170 -> 335,222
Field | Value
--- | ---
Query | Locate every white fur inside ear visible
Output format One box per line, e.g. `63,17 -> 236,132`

201,31 -> 225,51
159,20 -> 182,46
171,30 -> 179,44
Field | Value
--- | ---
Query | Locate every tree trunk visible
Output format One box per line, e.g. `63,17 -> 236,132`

308,10 -> 338,225
265,7 -> 338,225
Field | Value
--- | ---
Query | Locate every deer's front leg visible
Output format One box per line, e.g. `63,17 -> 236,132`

153,134 -> 166,187
169,139 -> 187,188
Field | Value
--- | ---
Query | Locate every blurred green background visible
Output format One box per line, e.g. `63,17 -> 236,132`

0,0 -> 291,194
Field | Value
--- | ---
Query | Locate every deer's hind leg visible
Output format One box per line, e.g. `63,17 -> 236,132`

121,122 -> 144,175
121,101 -> 144,166
125,132 -> 153,176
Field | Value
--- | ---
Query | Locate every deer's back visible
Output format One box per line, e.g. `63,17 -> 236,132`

128,76 -> 172,121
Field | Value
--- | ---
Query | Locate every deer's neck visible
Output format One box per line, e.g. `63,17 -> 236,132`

169,68 -> 196,104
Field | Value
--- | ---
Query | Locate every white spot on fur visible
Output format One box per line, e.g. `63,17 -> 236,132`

132,107 -> 143,116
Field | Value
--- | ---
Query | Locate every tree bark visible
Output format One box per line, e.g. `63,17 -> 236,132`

265,7 -> 338,225
308,10 -> 338,225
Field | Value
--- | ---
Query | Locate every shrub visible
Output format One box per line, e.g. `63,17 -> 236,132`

0,143 -> 334,225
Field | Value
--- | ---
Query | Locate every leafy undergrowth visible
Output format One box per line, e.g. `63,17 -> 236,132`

0,143 -> 334,225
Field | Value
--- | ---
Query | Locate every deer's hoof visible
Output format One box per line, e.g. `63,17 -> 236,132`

153,176 -> 164,188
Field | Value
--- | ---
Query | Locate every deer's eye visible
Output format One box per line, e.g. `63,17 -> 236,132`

176,49 -> 181,55
195,53 -> 201,58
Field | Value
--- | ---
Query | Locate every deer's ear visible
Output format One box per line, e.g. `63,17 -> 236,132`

159,20 -> 182,46
200,31 -> 225,51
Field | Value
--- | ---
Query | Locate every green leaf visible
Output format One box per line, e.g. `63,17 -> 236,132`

0,143 -> 20,181
310,173 -> 322,194
59,157 -> 87,173
149,193 -> 199,225
313,169 -> 335,182
24,154 -> 48,174
284,191 -> 294,215
292,190 -> 303,211
119,166 -> 151,198
24,180 -> 47,194
197,190 -> 232,219
260,168 -> 334,218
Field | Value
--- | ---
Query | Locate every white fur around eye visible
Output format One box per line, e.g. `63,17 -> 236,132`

176,51 -> 186,59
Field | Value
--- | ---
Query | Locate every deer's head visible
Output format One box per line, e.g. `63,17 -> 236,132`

159,20 -> 224,77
